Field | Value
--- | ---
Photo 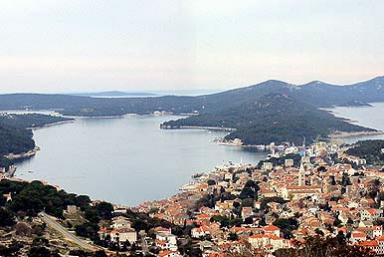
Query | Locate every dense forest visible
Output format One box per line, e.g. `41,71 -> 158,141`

163,94 -> 373,145
346,140 -> 384,165
0,76 -> 383,145
0,114 -> 72,156
0,179 -> 185,256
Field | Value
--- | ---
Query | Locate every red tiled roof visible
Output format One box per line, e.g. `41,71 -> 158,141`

358,240 -> 378,247
263,225 -> 280,232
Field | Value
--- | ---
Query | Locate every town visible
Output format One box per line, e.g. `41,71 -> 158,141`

133,141 -> 384,256
1,140 -> 384,257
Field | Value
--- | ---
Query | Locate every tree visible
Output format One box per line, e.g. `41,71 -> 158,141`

207,179 -> 216,186
95,201 -> 114,219
94,251 -> 108,257
341,173 -> 351,187
241,198 -> 254,207
315,228 -> 324,236
274,236 -> 374,257
15,222 -> 32,236
76,195 -> 91,209
28,247 -> 60,257
0,207 -> 15,226
0,241 -> 22,257
228,232 -> 238,241
75,222 -> 99,240
273,218 -> 299,239
239,187 -> 255,199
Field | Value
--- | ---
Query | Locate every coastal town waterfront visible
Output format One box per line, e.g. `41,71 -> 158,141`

129,140 -> 384,256
3,139 -> 384,256
1,104 -> 384,256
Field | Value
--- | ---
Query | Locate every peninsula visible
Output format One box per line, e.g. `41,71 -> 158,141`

1,76 -> 383,146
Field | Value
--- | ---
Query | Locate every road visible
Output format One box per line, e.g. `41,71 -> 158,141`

39,212 -> 98,252
141,236 -> 149,254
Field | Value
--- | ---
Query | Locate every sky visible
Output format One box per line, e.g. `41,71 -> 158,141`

0,0 -> 383,93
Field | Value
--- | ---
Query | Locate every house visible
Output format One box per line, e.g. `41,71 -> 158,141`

66,205 -> 79,214
98,226 -> 137,244
357,240 -> 379,254
241,207 -> 254,220
284,159 -> 294,168
113,206 -> 128,214
360,209 -> 383,221
199,240 -> 214,252
110,228 -> 137,244
262,225 -> 281,237
98,227 -> 110,240
191,225 -> 210,239
376,236 -> 384,255
248,234 -> 285,251
111,216 -> 132,229
350,231 -> 367,243
2,193 -> 12,202
158,250 -> 183,257
215,200 -> 234,215
357,225 -> 382,239
155,230 -> 178,251
282,186 -> 322,200
262,162 -> 273,171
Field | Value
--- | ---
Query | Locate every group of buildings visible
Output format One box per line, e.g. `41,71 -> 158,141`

134,141 -> 384,256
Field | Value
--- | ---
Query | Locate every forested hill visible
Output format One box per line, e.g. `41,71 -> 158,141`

0,76 -> 383,117
0,114 -> 72,156
0,76 -> 383,145
162,93 -> 374,145
0,94 -> 202,116
346,140 -> 384,165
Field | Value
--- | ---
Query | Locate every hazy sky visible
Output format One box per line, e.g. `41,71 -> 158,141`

0,0 -> 383,93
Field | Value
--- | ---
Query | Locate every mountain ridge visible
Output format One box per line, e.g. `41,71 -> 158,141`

0,76 -> 383,145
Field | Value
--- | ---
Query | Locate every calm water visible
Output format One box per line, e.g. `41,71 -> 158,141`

328,102 -> 384,144
16,115 -> 266,206
13,103 -> 384,205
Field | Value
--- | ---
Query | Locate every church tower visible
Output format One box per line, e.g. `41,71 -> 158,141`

298,162 -> 306,186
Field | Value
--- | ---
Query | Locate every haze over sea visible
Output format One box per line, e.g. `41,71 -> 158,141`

13,102 -> 384,206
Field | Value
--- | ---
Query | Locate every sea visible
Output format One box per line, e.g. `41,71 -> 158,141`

13,102 -> 384,206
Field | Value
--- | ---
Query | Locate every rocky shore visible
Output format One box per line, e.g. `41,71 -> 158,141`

330,130 -> 384,139
5,146 -> 40,160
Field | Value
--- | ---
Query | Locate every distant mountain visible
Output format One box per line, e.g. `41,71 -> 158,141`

0,76 -> 383,145
197,76 -> 384,110
73,91 -> 157,97
292,76 -> 384,107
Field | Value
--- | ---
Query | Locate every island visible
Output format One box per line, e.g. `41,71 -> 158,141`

1,76 -> 383,146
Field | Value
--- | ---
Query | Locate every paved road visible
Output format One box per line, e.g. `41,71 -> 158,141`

39,212 -> 98,251
141,237 -> 149,254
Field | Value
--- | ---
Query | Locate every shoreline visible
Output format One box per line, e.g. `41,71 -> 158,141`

30,119 -> 75,130
330,130 -> 384,139
5,146 -> 40,161
160,124 -> 236,132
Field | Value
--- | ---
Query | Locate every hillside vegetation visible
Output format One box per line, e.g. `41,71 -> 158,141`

346,140 -> 384,165
0,114 -> 72,156
0,76 -> 383,145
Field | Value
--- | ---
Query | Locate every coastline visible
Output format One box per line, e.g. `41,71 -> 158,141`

160,124 -> 236,132
330,130 -> 384,139
5,146 -> 40,160
4,119 -> 75,165
30,119 -> 75,130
